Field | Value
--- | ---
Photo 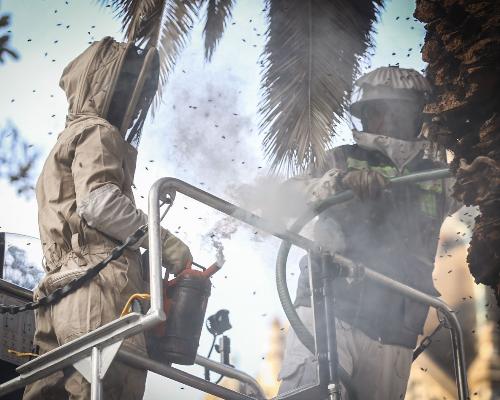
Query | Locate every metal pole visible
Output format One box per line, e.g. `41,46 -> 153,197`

308,252 -> 329,396
91,347 -> 103,400
154,178 -> 315,251
321,254 -> 341,400
364,268 -> 468,400
449,314 -> 469,400
219,336 -> 231,365
152,169 -> 452,257
148,180 -> 165,314
117,350 -> 255,400
195,355 -> 266,399
0,376 -> 23,397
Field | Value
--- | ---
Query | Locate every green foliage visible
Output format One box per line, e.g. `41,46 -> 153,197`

0,7 -> 34,196
0,9 -> 18,64
0,123 -> 38,195
203,0 -> 234,61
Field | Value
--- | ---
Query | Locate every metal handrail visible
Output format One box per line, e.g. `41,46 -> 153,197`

195,355 -> 266,399
118,350 -> 257,400
152,172 -> 468,400
0,279 -> 32,302
0,178 -> 268,400
0,179 -> 169,398
275,167 -> 468,400
0,170 -> 468,400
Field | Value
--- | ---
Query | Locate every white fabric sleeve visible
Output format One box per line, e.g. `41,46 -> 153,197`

76,183 -> 147,250
77,183 -> 192,272
304,168 -> 345,204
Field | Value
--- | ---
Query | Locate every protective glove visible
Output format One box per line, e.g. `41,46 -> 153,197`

160,229 -> 192,275
340,169 -> 388,201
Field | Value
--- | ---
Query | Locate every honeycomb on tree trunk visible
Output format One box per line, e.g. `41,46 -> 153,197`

414,0 -> 500,299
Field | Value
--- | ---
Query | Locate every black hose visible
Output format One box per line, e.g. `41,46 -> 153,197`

275,168 -> 451,399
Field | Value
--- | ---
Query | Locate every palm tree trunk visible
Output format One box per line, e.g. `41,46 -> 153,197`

414,0 -> 500,300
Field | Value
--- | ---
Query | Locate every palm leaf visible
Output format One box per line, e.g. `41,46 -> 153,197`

0,12 -> 18,63
100,0 -> 203,108
97,0 -> 156,40
155,1 -> 201,94
203,0 -> 235,61
260,0 -> 383,174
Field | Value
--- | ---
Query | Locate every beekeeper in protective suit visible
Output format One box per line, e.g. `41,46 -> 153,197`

277,66 -> 460,400
23,37 -> 192,400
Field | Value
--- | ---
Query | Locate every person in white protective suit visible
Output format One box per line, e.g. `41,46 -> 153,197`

277,66 -> 460,400
23,37 -> 192,399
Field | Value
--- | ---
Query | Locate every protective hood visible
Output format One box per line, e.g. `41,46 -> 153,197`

59,37 -> 131,125
59,36 -> 159,146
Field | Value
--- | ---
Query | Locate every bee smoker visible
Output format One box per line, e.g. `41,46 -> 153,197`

146,262 -> 221,365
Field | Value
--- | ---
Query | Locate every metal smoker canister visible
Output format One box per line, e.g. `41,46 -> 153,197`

148,264 -> 219,365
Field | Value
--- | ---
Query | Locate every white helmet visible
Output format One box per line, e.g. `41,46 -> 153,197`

350,66 -> 432,118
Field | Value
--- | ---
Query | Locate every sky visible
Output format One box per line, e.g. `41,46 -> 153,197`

0,0 -> 428,398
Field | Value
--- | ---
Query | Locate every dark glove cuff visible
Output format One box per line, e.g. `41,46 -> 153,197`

335,171 -> 348,191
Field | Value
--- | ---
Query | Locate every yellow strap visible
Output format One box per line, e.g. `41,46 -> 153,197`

8,349 -> 39,358
120,293 -> 151,317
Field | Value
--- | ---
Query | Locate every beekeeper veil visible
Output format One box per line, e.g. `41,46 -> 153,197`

350,66 -> 432,141
59,36 -> 160,148
349,66 -> 447,163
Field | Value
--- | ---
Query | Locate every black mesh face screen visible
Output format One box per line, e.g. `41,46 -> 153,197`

106,46 -> 146,134
125,49 -> 160,147
360,99 -> 424,139
107,45 -> 159,148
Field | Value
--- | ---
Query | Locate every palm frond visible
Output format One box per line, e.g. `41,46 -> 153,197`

97,0 -> 157,40
203,0 -> 235,61
0,12 -> 18,63
260,0 -> 383,175
100,0 -> 203,108
155,1 -> 201,93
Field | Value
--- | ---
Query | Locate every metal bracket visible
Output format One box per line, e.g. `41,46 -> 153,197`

73,340 -> 123,383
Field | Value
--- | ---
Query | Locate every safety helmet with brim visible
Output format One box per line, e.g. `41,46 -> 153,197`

350,66 -> 432,119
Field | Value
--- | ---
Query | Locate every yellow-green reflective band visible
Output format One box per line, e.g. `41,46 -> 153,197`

347,157 -> 444,191
371,165 -> 398,178
346,157 -> 443,215
347,157 -> 398,178
419,192 -> 438,217
346,158 -> 369,170
415,180 -> 443,193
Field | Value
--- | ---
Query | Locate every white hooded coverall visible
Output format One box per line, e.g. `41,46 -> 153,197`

23,37 -> 191,400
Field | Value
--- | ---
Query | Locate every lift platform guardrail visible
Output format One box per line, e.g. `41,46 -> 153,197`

0,168 -> 468,400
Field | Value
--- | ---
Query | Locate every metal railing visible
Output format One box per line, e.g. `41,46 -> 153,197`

0,178 -> 268,400
0,170 -> 469,400
275,168 -> 469,400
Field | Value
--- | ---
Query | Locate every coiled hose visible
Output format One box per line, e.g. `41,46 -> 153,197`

276,168 -> 451,399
